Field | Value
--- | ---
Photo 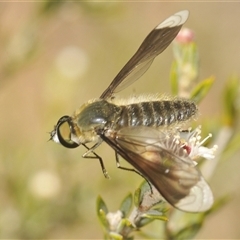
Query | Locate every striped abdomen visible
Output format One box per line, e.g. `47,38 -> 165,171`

117,100 -> 197,127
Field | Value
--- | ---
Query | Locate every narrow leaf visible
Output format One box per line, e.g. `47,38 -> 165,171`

134,187 -> 141,208
143,213 -> 168,222
119,193 -> 133,217
96,195 -> 109,229
96,195 -> 108,214
222,76 -> 240,126
117,218 -> 134,235
108,232 -> 123,240
98,209 -> 110,230
190,76 -> 215,104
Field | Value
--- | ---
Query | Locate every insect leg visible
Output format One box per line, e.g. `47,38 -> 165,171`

82,143 -> 110,179
82,139 -> 103,156
115,151 -> 153,194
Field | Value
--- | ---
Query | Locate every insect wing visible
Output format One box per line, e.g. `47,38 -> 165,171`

102,127 -> 213,212
100,10 -> 189,99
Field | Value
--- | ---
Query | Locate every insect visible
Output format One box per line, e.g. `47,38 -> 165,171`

50,10 -> 213,212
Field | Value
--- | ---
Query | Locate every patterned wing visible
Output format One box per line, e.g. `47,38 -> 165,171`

100,10 -> 189,99
102,126 -> 213,212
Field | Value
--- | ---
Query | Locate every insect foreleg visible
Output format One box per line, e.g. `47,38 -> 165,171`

82,143 -> 110,179
115,152 -> 153,194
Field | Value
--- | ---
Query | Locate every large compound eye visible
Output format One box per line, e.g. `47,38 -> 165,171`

56,116 -> 79,148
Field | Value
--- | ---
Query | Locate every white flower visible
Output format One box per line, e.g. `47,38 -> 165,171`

106,210 -> 123,231
179,126 -> 218,161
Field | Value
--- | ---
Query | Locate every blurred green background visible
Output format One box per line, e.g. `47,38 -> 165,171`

0,2 -> 240,239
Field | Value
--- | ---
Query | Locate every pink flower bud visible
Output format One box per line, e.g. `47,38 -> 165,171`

176,28 -> 195,44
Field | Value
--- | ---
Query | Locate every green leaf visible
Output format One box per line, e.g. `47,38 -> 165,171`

98,209 -> 110,230
209,195 -> 230,212
190,76 -> 215,104
108,232 -> 123,240
38,0 -> 64,16
119,193 -> 133,217
96,195 -> 108,214
143,210 -> 168,222
134,186 -> 141,208
140,181 -> 152,199
137,217 -> 154,228
171,221 -> 203,240
222,76 -> 240,126
134,181 -> 153,208
117,218 -> 134,235
96,195 -> 109,229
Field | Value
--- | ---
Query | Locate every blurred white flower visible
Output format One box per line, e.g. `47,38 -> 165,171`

28,170 -> 61,199
55,46 -> 89,80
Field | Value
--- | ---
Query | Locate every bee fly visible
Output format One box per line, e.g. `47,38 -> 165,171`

50,10 -> 213,212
